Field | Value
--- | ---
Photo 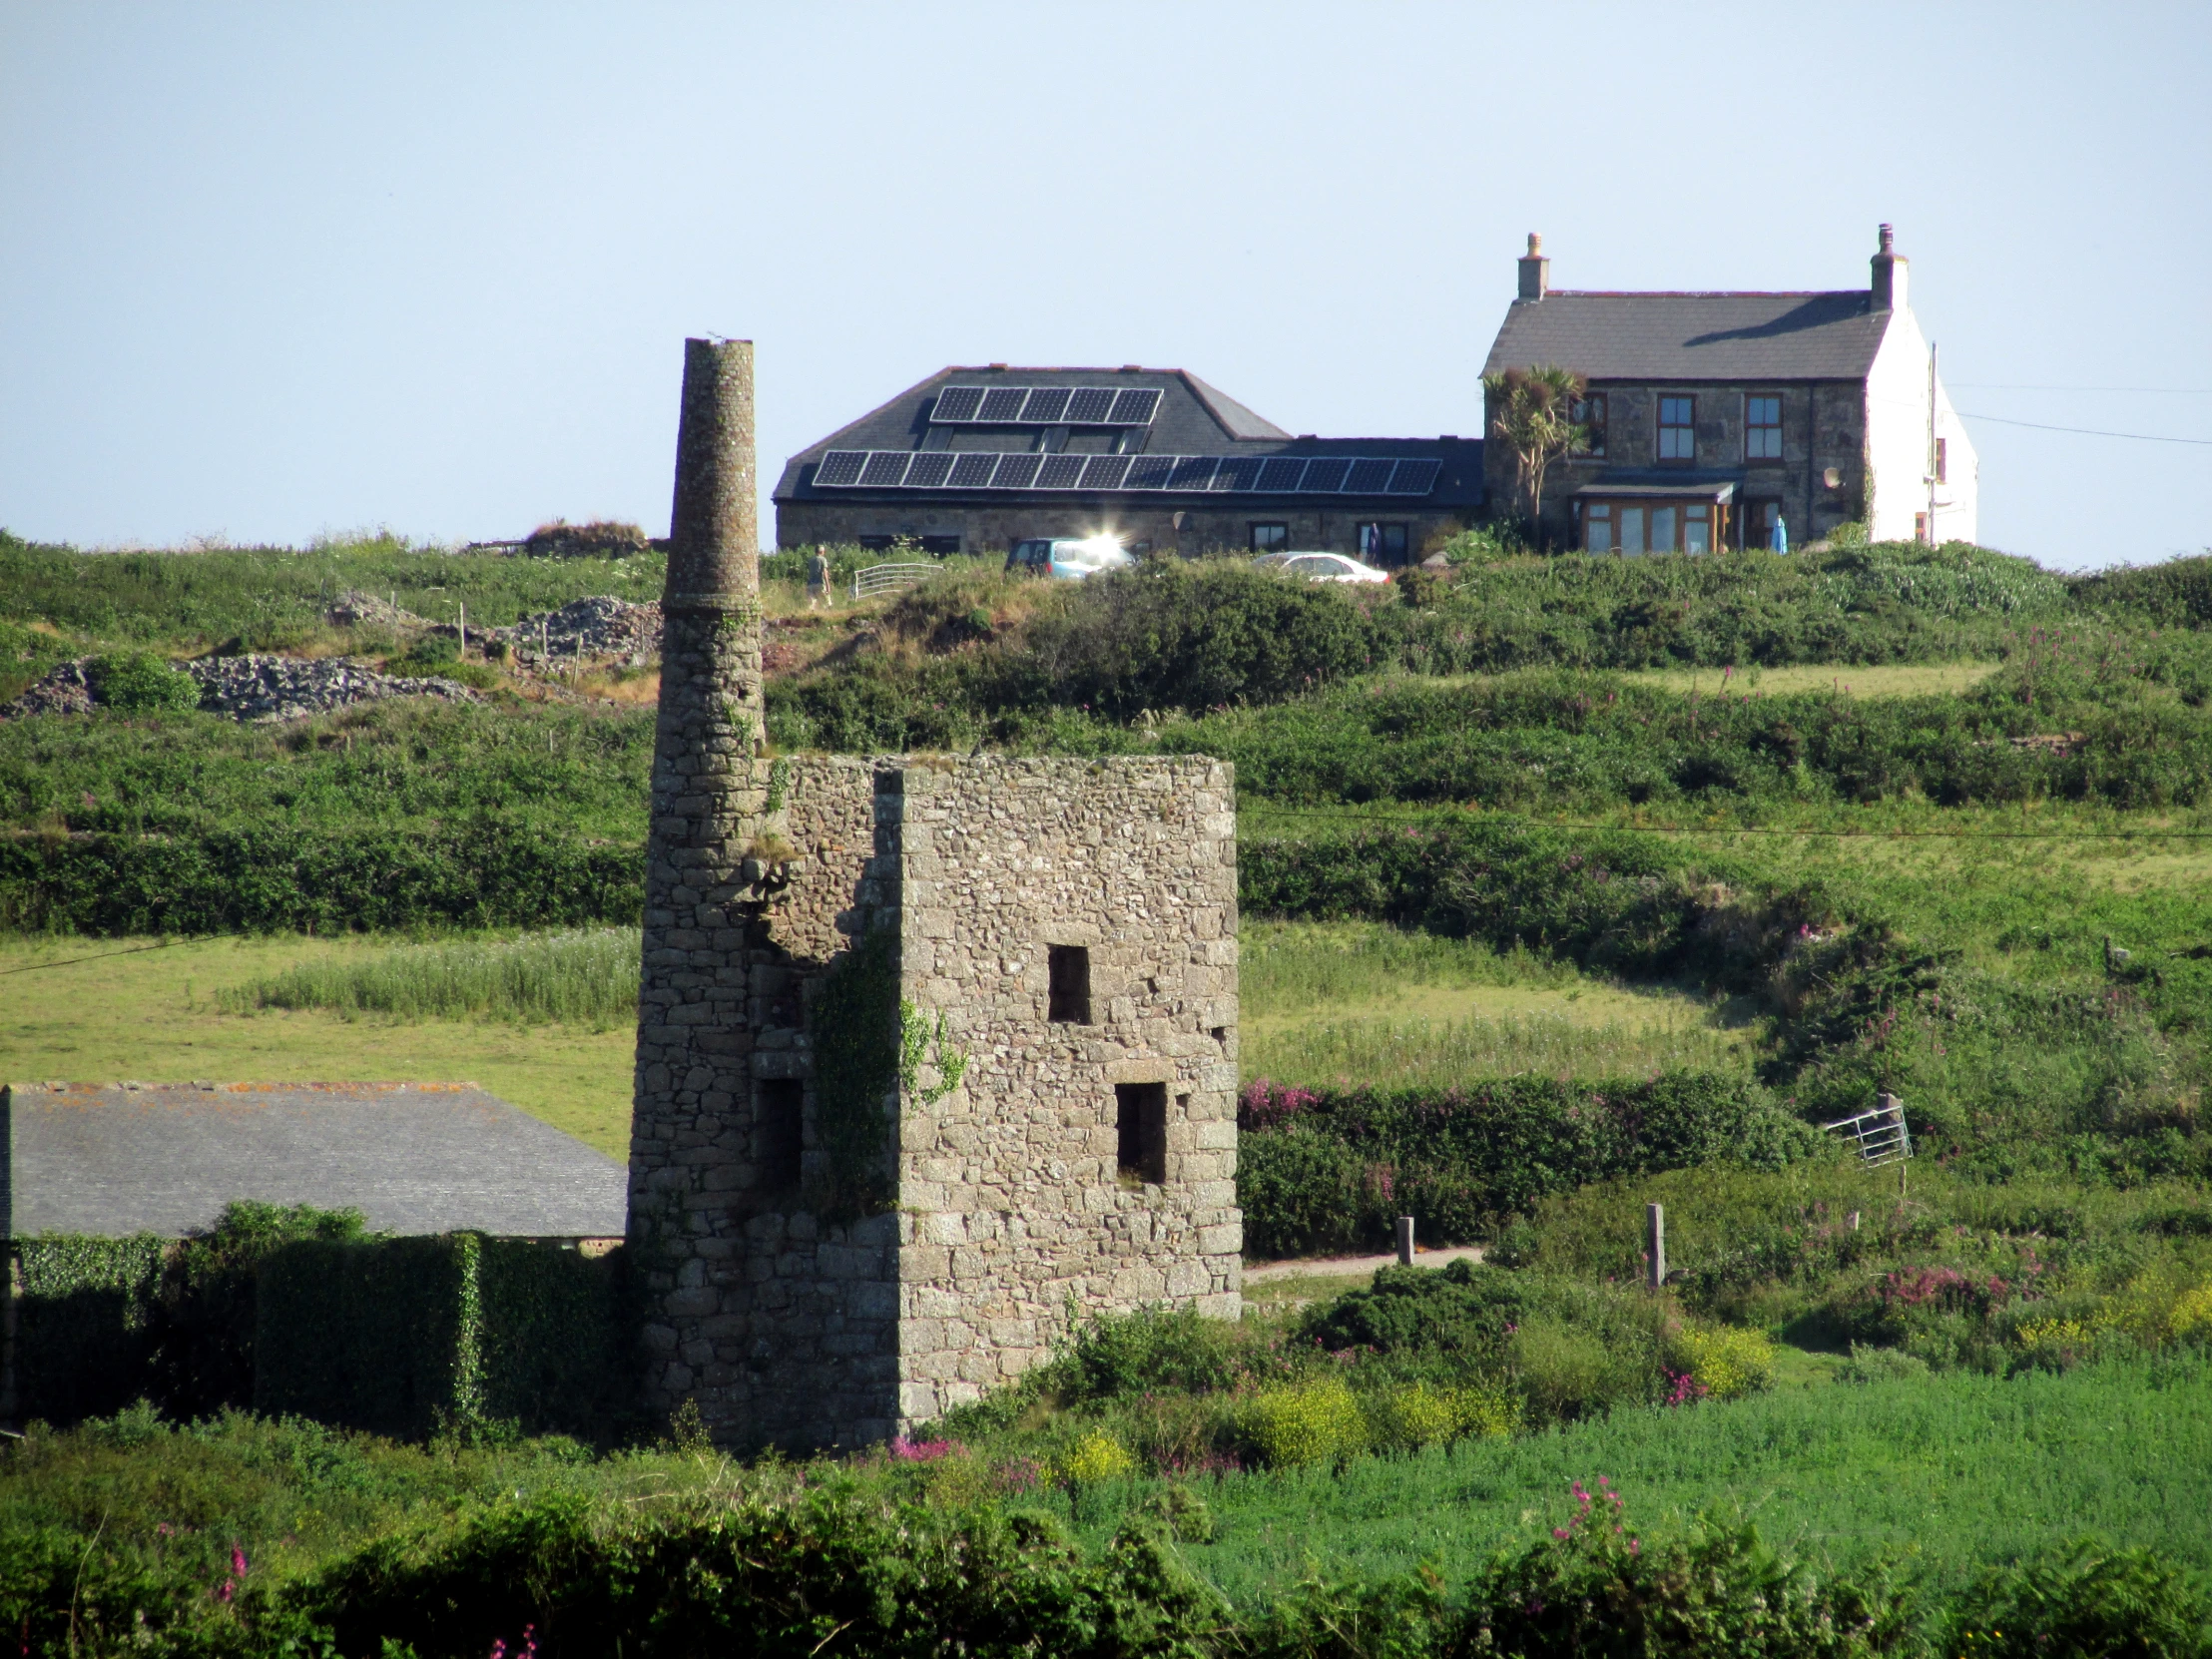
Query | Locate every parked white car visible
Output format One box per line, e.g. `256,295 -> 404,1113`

1254,551 -> 1392,585
1005,535 -> 1136,581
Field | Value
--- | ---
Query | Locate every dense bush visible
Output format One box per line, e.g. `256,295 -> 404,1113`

83,650 -> 201,712
1236,1072 -> 1824,1257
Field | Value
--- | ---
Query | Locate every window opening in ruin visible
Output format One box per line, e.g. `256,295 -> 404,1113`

1047,945 -> 1092,1023
758,1078 -> 804,1191
1116,1082 -> 1168,1185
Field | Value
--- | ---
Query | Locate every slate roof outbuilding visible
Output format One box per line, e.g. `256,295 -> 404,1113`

1,1082 -> 628,1239
773,365 -> 1484,511
1481,291 -> 1893,382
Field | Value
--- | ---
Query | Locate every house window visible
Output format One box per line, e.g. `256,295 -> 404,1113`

1916,511 -> 1931,543
1047,945 -> 1091,1024
1935,437 -> 1948,483
1358,522 -> 1409,563
1249,522 -> 1289,553
1584,502 -> 1612,552
1115,1082 -> 1168,1185
1685,503 -> 1711,554
1571,393 -> 1608,457
1750,501 -> 1782,549
1746,395 -> 1783,460
1618,505 -> 1647,554
1650,506 -> 1678,549
757,1079 -> 804,1192
1658,396 -> 1696,461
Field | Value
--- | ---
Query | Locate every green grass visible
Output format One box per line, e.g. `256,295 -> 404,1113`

219,926 -> 638,1026
1070,1355 -> 2212,1600
1245,1007 -> 1747,1091
1242,919 -> 1582,1014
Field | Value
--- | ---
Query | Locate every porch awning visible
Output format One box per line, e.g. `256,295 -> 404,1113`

1572,469 -> 1741,504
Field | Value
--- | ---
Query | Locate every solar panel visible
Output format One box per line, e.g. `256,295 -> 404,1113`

1035,453 -> 1088,489
1080,454 -> 1133,489
946,452 -> 1000,488
1384,459 -> 1442,495
814,450 -> 867,488
1122,455 -> 1176,490
977,387 -> 1028,422
931,386 -> 985,423
1108,387 -> 1162,424
1344,458 -> 1395,494
903,451 -> 957,488
1020,387 -> 1072,424
1256,456 -> 1309,492
1064,386 -> 1116,424
989,453 -> 1044,489
858,451 -> 913,487
1168,456 -> 1219,490
1212,456 -> 1265,492
1296,457 -> 1352,493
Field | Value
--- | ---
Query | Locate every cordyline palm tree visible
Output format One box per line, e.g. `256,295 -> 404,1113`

1483,365 -> 1588,537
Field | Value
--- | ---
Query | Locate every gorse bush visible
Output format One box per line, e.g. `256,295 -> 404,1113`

83,650 -> 201,712
1668,1324 -> 1778,1399
1247,1377 -> 1367,1467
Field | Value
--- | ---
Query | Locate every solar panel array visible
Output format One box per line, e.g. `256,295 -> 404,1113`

929,386 -> 1164,426
813,451 -> 1443,496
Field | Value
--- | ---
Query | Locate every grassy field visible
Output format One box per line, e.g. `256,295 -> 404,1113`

1081,1356 -> 2212,1600
1634,660 -> 2000,698
0,932 -> 634,1156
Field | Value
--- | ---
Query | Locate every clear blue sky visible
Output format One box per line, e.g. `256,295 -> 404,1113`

3,2 -> 2207,570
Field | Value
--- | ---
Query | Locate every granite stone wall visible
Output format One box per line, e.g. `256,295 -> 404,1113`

632,339 -> 1242,1453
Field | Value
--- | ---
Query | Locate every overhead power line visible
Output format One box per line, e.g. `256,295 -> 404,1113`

1954,411 -> 2212,445
1949,383 -> 2212,394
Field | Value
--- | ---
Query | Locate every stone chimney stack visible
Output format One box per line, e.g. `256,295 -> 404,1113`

630,337 -> 769,1362
1870,223 -> 1908,312
1517,232 -> 1550,301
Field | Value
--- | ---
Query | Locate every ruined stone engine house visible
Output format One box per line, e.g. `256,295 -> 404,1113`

628,339 -> 1243,1450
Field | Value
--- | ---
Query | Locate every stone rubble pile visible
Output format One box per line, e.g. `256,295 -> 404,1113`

492,596 -> 663,667
1,661 -> 97,719
184,656 -> 480,722
324,590 -> 434,630
1,656 -> 480,724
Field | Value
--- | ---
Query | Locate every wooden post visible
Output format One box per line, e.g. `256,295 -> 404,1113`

1395,1216 -> 1414,1267
1646,1203 -> 1665,1292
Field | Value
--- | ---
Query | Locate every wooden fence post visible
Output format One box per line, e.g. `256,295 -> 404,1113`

1395,1216 -> 1414,1267
1647,1203 -> 1666,1292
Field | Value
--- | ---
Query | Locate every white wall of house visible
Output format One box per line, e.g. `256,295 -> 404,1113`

1863,298 -> 1978,544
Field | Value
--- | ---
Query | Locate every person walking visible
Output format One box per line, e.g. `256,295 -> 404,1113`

806,545 -> 831,610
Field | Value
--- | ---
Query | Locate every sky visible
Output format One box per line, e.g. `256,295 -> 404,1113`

2,2 -> 2208,571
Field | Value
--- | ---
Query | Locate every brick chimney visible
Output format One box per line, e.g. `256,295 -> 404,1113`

1517,232 -> 1549,301
1870,223 -> 1908,311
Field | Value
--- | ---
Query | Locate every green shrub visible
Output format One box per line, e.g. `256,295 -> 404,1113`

1300,1258 -> 1529,1359
83,651 -> 200,713
1668,1324 -> 1778,1399
1248,1377 -> 1368,1467
1836,1343 -> 1933,1383
1062,1304 -> 1245,1400
1943,1539 -> 2212,1659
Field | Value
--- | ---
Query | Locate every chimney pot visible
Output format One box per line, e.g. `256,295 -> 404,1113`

1870,223 -> 1907,311
1517,232 -> 1550,301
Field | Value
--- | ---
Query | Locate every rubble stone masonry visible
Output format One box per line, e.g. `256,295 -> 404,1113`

631,340 -> 1241,1452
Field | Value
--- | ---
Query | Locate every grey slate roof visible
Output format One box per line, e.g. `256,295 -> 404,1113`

2,1082 -> 628,1239
1482,292 -> 1894,382
774,364 -> 1484,510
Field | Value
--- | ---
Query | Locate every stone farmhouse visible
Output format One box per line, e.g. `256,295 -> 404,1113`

773,365 -> 1483,564
1483,225 -> 1977,552
633,341 -> 1243,1451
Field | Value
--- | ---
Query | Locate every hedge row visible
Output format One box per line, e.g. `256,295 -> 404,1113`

0,823 -> 642,934
9,1208 -> 628,1436
1235,1073 -> 1824,1257
15,1476 -> 2207,1659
